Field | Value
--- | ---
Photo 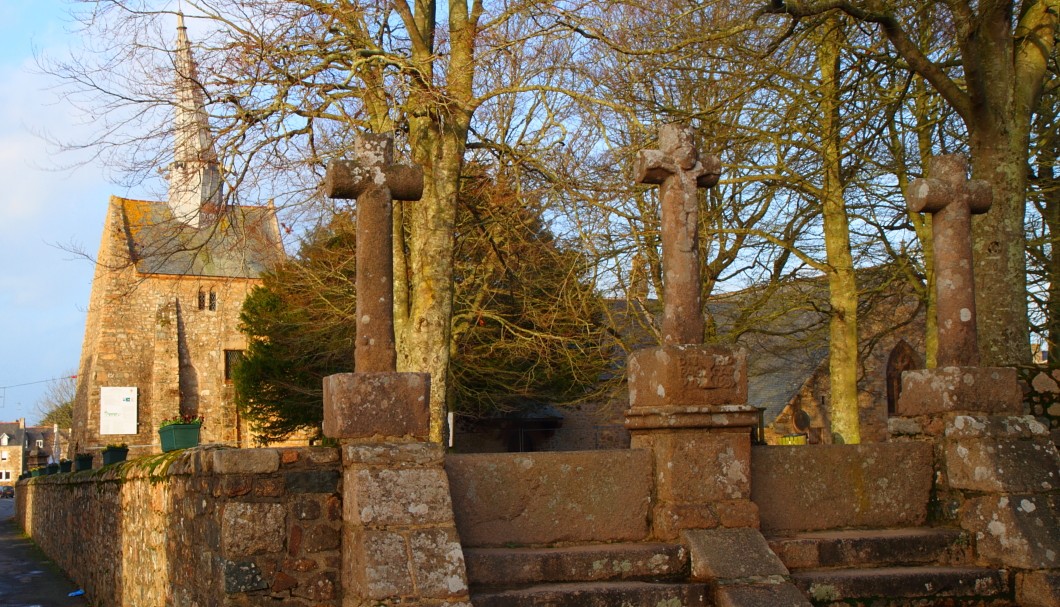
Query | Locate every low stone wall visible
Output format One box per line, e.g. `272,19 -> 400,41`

446,450 -> 652,546
1018,366 -> 1060,445
16,446 -> 342,607
750,443 -> 934,533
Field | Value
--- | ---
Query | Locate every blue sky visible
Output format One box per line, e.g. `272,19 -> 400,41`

0,2 -> 125,423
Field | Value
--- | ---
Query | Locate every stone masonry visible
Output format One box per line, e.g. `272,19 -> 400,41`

17,446 -> 342,607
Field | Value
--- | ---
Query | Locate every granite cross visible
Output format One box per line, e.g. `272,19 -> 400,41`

635,124 -> 721,345
324,133 -> 423,373
906,154 -> 992,367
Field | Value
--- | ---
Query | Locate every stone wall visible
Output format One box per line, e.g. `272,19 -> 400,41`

16,446 -> 341,607
750,443 -> 934,533
446,450 -> 652,546
1018,366 -> 1060,445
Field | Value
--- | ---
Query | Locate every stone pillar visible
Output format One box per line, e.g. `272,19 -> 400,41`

323,132 -> 469,607
324,374 -> 471,607
626,125 -> 759,540
891,373 -> 1060,607
625,345 -> 761,540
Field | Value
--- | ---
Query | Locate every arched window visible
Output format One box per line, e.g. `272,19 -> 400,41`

209,289 -> 217,311
197,288 -> 206,310
886,340 -> 923,416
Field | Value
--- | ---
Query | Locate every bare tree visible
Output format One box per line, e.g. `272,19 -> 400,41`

35,374 -> 78,428
767,0 -> 1060,366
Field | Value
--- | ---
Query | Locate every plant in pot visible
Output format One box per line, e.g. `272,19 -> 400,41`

74,452 -> 93,471
101,443 -> 129,465
29,467 -> 43,478
45,463 -> 59,475
59,459 -> 72,473
159,414 -> 204,453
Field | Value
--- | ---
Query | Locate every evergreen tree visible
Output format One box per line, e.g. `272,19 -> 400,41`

233,213 -> 358,443
235,178 -> 612,442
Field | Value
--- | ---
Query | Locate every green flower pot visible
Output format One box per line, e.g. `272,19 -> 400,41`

59,461 -> 72,473
101,447 -> 129,465
159,424 -> 201,452
75,455 -> 93,472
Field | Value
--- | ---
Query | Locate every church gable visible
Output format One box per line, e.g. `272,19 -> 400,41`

119,197 -> 283,279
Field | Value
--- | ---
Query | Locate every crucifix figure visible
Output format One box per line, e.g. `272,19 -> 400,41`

906,154 -> 992,367
635,124 -> 721,345
324,133 -> 423,373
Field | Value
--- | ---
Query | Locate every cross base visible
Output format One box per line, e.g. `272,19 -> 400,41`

323,372 -> 431,441
628,345 -> 748,409
896,367 -> 1022,416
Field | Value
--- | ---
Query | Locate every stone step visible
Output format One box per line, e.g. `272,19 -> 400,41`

469,581 -> 710,607
464,542 -> 689,587
790,566 -> 1010,604
769,527 -> 971,570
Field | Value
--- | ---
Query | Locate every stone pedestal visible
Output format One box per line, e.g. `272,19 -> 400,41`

323,372 -> 431,440
626,345 -> 760,540
324,372 -> 471,607
895,367 -> 1023,417
891,367 -> 1060,604
342,443 -> 471,606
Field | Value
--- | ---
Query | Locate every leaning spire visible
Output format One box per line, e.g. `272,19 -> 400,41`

168,11 -> 222,227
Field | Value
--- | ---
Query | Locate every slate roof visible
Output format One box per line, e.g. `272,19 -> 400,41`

117,197 -> 284,278
0,423 -> 23,449
707,280 -> 832,423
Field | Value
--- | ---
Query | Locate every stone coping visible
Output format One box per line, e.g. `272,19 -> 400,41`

16,445 -> 341,484
626,404 -> 760,430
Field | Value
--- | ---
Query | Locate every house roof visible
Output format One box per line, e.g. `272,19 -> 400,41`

709,281 -> 831,424
117,196 -> 284,278
0,424 -> 22,446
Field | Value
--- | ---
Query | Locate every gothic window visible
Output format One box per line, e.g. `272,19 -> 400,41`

886,340 -> 923,416
224,349 -> 244,382
209,290 -> 217,311
35,440 -> 43,449
197,288 -> 206,310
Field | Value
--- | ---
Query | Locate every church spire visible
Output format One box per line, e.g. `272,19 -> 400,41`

168,12 -> 222,228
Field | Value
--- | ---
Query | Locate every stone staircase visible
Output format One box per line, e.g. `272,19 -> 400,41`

464,541 -> 710,606
768,527 -> 1016,606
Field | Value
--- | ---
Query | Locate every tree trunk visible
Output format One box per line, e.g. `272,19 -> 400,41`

818,15 -> 861,444
396,0 -> 477,442
970,129 -> 1031,366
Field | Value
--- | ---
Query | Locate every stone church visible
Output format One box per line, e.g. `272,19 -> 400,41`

71,16 -> 285,459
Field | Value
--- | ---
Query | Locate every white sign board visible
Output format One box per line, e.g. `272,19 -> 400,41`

100,387 -> 138,435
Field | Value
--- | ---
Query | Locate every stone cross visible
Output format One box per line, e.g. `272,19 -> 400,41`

906,154 -> 992,367
635,124 -> 721,345
324,133 -> 423,373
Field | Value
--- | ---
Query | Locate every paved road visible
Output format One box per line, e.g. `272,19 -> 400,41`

0,499 -> 88,607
